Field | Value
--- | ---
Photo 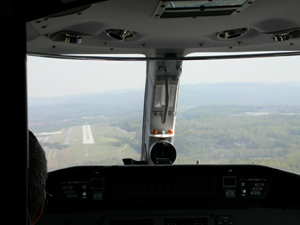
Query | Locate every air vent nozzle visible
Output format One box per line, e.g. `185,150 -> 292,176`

217,28 -> 249,40
105,29 -> 136,41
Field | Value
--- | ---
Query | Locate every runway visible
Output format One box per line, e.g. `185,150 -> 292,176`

63,127 -> 73,145
82,125 -> 95,144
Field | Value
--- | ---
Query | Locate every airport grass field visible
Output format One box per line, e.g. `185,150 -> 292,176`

43,125 -> 140,171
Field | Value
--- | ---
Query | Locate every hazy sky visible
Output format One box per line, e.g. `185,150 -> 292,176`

27,54 -> 300,98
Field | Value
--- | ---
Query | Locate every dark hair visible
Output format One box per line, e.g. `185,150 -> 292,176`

28,131 -> 47,222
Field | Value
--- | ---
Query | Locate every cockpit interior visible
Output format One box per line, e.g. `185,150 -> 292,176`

3,0 -> 300,224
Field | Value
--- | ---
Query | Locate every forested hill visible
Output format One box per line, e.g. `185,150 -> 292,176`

29,82 -> 300,109
28,82 -> 300,125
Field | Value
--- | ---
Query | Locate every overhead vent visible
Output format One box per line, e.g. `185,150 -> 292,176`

153,0 -> 256,19
49,30 -> 90,44
105,29 -> 136,41
217,28 -> 249,40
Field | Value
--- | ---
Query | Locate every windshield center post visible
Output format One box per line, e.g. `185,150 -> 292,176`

141,59 -> 182,164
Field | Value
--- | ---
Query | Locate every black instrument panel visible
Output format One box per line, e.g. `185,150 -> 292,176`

39,165 -> 300,225
45,165 -> 300,210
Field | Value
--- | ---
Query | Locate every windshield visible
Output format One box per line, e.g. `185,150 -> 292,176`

28,54 -> 300,174
28,56 -> 146,171
175,53 -> 300,173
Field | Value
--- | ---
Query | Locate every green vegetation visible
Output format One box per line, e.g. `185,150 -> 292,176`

173,105 -> 300,173
30,105 -> 300,173
41,125 -> 140,171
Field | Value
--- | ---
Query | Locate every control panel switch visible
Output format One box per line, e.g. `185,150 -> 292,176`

216,216 -> 235,225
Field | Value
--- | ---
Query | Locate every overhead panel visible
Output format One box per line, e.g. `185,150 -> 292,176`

153,0 -> 256,18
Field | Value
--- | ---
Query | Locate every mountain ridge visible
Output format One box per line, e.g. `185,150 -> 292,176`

28,82 -> 300,109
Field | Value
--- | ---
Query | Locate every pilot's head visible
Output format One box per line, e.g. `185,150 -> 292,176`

28,131 -> 47,225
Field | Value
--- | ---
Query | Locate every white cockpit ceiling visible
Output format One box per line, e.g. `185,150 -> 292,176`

27,0 -> 300,56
